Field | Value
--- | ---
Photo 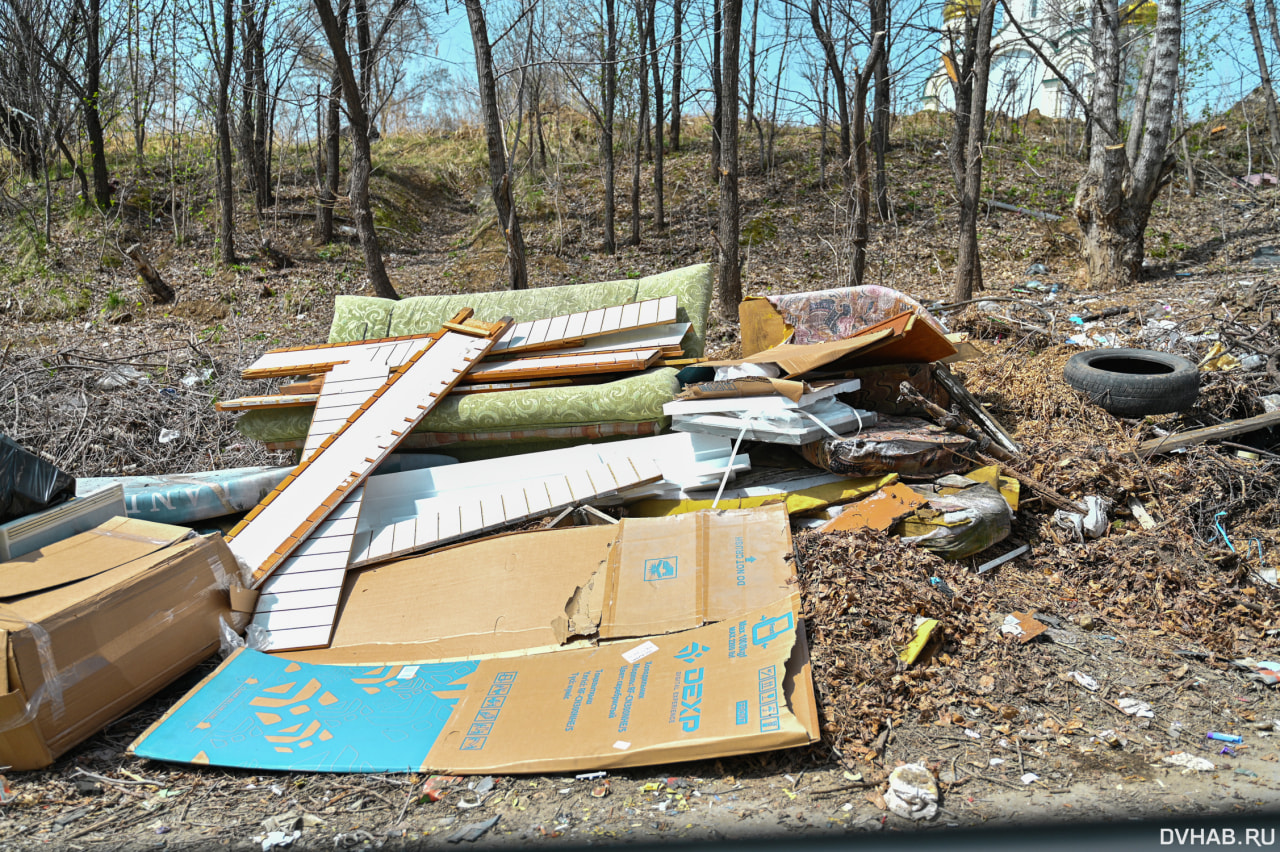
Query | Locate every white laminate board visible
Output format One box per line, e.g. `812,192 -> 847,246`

242,334 -> 434,376
228,331 -> 493,586
350,454 -> 660,567
663,378 -> 863,416
250,604 -> 339,632
488,297 -> 678,354
259,625 -> 338,652
497,323 -> 690,361
259,567 -> 349,595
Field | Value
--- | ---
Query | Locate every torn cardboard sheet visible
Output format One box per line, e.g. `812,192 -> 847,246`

128,597 -> 818,774
820,482 -> 927,532
280,504 -> 798,665
710,311 -> 955,378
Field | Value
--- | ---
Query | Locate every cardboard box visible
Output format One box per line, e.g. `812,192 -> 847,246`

0,519 -> 242,770
129,506 -> 822,773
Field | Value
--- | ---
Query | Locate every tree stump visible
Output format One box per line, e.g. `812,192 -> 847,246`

125,244 -> 175,303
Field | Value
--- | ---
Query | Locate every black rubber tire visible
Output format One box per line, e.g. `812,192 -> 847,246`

1063,348 -> 1198,416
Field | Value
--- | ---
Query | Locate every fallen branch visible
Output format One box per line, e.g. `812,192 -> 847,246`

898,381 -> 1087,515
984,199 -> 1062,221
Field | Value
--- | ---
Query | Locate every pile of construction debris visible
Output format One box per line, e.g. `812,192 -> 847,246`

2,274 -> 1278,791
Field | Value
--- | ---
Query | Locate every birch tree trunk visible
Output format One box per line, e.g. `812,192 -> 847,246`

1074,0 -> 1180,287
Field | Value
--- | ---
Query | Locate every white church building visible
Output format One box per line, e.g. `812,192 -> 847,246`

921,0 -> 1098,118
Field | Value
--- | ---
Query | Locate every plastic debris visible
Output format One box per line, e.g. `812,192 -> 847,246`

1117,698 -> 1154,718
1163,753 -> 1215,772
95,365 -> 150,390
898,618 -> 941,665
158,428 -> 181,444
1206,731 -> 1243,744
883,763 -> 939,821
1052,495 -> 1111,541
1068,671 -> 1100,691
258,830 -> 300,851
1020,773 -> 1040,785
897,482 -> 1012,559
1231,658 -> 1280,686
447,815 -> 499,843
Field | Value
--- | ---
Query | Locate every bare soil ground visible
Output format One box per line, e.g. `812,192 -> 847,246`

2,112 -> 1280,848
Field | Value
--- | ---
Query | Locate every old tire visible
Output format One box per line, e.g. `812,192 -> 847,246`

1064,348 -> 1198,416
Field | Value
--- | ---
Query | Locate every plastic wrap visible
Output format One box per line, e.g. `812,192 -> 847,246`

0,435 -> 75,524
799,415 -> 973,480
896,483 -> 1013,559
765,285 -> 950,345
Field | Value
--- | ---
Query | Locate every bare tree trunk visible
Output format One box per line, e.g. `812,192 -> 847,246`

85,0 -> 112,210
819,64 -> 829,188
952,0 -> 996,301
1177,82 -> 1197,197
647,0 -> 664,229
637,0 -> 650,160
1266,0 -> 1280,60
710,0 -> 722,183
316,0 -> 348,245
629,0 -> 644,245
1075,0 -> 1181,287
214,0 -> 236,262
464,0 -> 528,289
602,0 -> 617,253
849,33 -> 885,286
870,0 -> 890,219
314,0 -> 399,298
717,0 -> 743,318
1245,0 -> 1280,161
809,0 -> 851,177
670,0 -> 683,151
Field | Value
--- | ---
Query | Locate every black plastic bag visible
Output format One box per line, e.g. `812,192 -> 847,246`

0,435 -> 76,524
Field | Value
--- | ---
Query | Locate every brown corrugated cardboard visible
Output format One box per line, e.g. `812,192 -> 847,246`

288,525 -> 617,665
599,508 -> 796,639
713,311 -> 956,377
129,595 -> 819,774
425,597 -> 817,774
0,525 -> 241,770
0,517 -> 192,597
283,506 -> 796,665
130,506 -> 818,774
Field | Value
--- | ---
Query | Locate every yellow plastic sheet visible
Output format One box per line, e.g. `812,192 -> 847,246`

627,473 -> 898,518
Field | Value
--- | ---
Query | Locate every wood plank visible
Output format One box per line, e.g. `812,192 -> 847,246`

1138,410 -> 1280,456
241,333 -> 436,378
215,393 -> 319,412
463,349 -> 660,383
227,324 -> 507,587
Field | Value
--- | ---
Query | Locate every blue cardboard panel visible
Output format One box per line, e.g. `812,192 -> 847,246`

131,650 -> 478,772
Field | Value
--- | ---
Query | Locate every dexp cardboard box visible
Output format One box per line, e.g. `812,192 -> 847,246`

0,518 -> 243,770
130,506 -> 822,773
